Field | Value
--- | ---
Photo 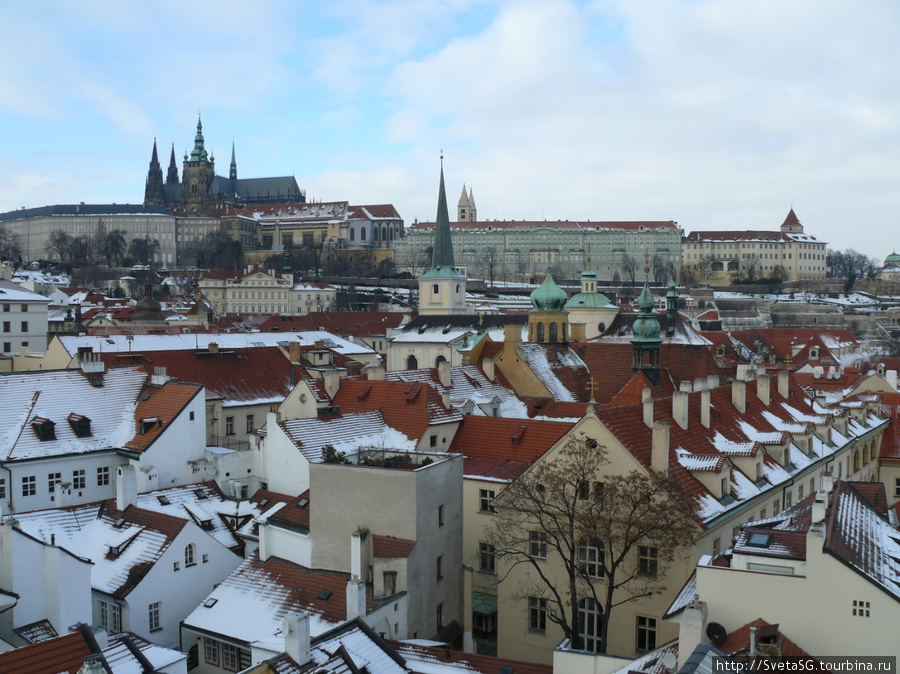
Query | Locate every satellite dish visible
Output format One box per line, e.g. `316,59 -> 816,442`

662,652 -> 677,670
707,622 -> 727,646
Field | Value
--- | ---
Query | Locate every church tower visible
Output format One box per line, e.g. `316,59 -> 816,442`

457,184 -> 476,222
419,160 -> 469,315
166,144 -> 179,184
143,139 -> 165,206
780,207 -> 803,234
528,268 -> 568,343
630,267 -> 662,385
181,114 -> 216,212
229,141 -> 237,182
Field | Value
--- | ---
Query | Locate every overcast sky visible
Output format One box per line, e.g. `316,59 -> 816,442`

1,0 -> 897,261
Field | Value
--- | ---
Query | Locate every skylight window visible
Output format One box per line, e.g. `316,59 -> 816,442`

157,495 -> 170,506
297,498 -> 309,508
318,589 -> 333,601
203,598 -> 218,608
747,532 -> 773,548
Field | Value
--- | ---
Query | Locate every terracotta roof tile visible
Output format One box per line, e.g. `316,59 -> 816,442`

0,630 -> 92,674
372,534 -> 416,558
449,416 -> 573,462
392,641 -> 554,674
267,491 -> 311,531
718,618 -> 810,658
124,381 -> 203,453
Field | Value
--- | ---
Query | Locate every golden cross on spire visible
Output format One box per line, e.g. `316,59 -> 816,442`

586,377 -> 598,403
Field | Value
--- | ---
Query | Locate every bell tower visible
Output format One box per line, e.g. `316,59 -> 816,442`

181,114 -> 216,212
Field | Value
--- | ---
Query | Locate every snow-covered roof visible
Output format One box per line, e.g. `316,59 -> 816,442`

0,279 -> 50,303
57,331 -> 375,358
0,367 -> 146,461
279,410 -> 416,462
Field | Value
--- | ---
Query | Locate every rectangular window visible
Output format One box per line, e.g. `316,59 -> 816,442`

225,416 -> 234,436
479,489 -> 496,513
436,555 -> 443,580
437,602 -> 444,630
100,600 -> 122,633
578,540 -> 604,578
20,304 -> 27,312
438,504 -> 444,527
21,321 -> 28,332
530,531 -> 547,559
638,546 -> 658,577
148,601 -> 161,631
636,616 -> 657,652
48,472 -> 61,493
429,434 -> 437,447
189,411 -> 195,421
852,600 -> 870,617
2,304 -> 7,312
2,321 -> 8,333
0,478 -> 5,499
246,414 -> 254,434
22,475 -> 36,497
383,571 -> 397,596
222,642 -> 239,670
97,466 -> 110,486
712,537 -> 720,557
895,478 -> 900,499
785,490 -> 793,508
528,597 -> 547,632
205,637 -> 220,665
479,543 -> 496,573
2,343 -> 9,352
72,469 -> 86,490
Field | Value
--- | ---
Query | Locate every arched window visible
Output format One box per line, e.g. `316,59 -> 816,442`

549,322 -> 558,343
853,449 -> 860,472
350,228 -> 355,242
435,354 -> 447,368
578,597 -> 604,653
406,355 -> 418,370
536,322 -> 545,343
382,225 -> 388,242
374,227 -> 379,241
185,543 -> 196,567
433,284 -> 439,294
361,228 -> 366,241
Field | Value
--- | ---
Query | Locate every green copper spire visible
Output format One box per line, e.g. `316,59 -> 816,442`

421,158 -> 462,279
190,114 -> 208,162
666,269 -> 678,319
229,141 -> 237,181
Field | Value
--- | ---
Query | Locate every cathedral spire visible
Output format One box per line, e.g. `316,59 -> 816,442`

190,114 -> 208,162
429,158 -> 456,272
167,144 -> 179,184
229,140 -> 237,181
143,138 -> 165,206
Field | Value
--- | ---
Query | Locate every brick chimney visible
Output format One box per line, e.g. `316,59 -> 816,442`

289,341 -> 301,362
672,390 -> 689,430
732,380 -> 746,413
757,374 -> 771,406
651,421 -> 670,473
208,342 -> 219,354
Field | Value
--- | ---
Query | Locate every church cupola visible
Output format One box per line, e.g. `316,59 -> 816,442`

631,267 -> 662,385
528,268 -> 568,344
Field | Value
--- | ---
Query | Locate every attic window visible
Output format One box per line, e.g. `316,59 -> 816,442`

297,498 -> 309,508
67,413 -> 92,438
194,489 -> 207,499
90,378 -> 104,388
140,417 -> 160,434
259,498 -> 270,507
157,495 -> 171,506
747,532 -> 772,548
317,589 -> 333,601
203,598 -> 218,608
114,518 -> 126,528
31,417 -> 56,441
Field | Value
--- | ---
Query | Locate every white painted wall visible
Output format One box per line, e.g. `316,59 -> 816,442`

4,451 -> 123,513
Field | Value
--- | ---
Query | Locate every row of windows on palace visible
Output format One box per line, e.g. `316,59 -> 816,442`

684,251 -> 826,261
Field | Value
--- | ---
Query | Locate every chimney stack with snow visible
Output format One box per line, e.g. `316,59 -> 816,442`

283,613 -> 310,666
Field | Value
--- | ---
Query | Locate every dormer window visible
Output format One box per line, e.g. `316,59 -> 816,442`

809,346 -> 819,360
716,344 -> 726,357
32,417 -> 56,441
140,417 -> 160,434
68,413 -> 92,438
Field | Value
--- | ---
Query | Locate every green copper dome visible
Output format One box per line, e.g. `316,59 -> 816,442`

631,277 -> 661,344
886,251 -> 900,265
530,268 -> 568,311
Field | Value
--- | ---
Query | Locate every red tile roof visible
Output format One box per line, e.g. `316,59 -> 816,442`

267,491 -> 311,532
410,219 -> 678,232
255,312 -> 406,337
0,630 -> 92,674
372,534 -> 416,558
124,381 -> 203,453
332,380 -> 462,440
392,641 -> 554,674
100,346 -> 299,405
449,416 -> 573,463
718,618 -> 810,658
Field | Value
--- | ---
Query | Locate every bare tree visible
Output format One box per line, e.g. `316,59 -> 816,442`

486,435 -> 696,653
480,245 -> 499,288
46,229 -> 73,262
0,225 -> 21,261
70,235 -> 93,265
742,254 -> 760,282
651,255 -> 667,285
620,255 -> 639,285
95,221 -> 127,267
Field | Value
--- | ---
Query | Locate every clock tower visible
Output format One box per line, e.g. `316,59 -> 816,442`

180,114 -> 216,212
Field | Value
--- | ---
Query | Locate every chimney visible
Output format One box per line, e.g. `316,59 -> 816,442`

346,577 -> 366,621
777,370 -> 790,398
366,365 -> 386,381
569,322 -> 586,342
732,380 -> 746,413
706,374 -> 719,390
643,396 -> 654,429
151,366 -> 169,387
749,626 -> 758,657
208,342 -> 219,354
651,421 -> 670,473
323,370 -> 341,400
483,358 -> 496,382
80,352 -> 106,375
677,595 -> 709,670
504,323 -> 522,346
672,391 -> 689,430
821,471 -> 834,494
700,388 -> 711,429
679,381 -> 692,392
289,341 -> 301,362
282,613 -> 310,666
350,528 -> 369,582
887,370 -> 898,391
757,374 -> 771,406
694,376 -> 708,391
441,391 -> 451,409
438,359 -> 452,388
116,465 -> 137,511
